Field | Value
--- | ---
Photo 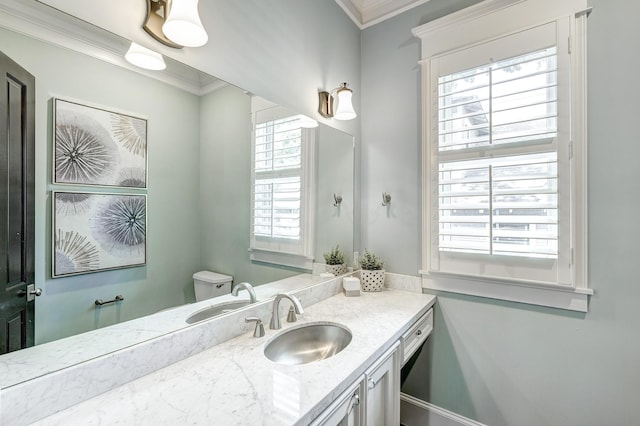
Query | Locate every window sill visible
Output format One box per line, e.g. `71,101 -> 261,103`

419,270 -> 593,312
249,248 -> 313,270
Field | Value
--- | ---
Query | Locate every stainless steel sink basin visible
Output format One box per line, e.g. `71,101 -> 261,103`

186,301 -> 252,324
264,323 -> 352,365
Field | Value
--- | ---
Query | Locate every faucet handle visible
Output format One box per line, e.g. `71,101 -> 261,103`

287,306 -> 297,323
245,317 -> 265,338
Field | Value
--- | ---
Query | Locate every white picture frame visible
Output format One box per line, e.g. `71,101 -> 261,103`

52,191 -> 147,277
53,98 -> 148,188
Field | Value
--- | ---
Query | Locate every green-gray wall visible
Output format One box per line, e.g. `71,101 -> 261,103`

362,0 -> 640,424
314,125 -> 355,264
0,28 -> 202,343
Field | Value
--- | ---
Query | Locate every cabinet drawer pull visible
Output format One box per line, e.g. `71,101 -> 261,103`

216,284 -> 224,288
416,329 -> 422,336
368,378 -> 376,389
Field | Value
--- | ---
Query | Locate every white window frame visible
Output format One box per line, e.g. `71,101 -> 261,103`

413,0 -> 592,312
249,97 -> 315,269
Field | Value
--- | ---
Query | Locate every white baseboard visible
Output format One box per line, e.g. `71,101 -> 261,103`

400,393 -> 487,426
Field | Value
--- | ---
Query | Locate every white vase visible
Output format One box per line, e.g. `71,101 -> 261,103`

360,269 -> 385,292
326,263 -> 347,276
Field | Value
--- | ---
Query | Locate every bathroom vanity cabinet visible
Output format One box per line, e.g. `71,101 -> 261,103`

363,343 -> 401,425
311,345 -> 400,426
312,308 -> 433,426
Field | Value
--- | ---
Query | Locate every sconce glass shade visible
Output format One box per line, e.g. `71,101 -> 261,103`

334,84 -> 357,120
162,0 -> 208,47
125,42 -> 166,70
298,115 -> 319,128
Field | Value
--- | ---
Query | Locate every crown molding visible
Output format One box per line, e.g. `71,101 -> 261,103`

335,0 -> 432,29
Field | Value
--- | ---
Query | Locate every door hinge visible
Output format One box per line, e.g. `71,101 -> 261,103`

568,36 -> 572,54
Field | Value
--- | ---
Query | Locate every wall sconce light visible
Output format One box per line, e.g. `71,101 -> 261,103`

125,42 -> 167,70
318,83 -> 357,121
143,0 -> 208,48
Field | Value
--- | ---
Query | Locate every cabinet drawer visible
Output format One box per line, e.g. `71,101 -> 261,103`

401,308 -> 433,365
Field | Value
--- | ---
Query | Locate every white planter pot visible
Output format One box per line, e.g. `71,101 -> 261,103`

326,263 -> 347,276
360,269 -> 385,292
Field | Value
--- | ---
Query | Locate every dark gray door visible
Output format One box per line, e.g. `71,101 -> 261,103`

0,50 -> 36,354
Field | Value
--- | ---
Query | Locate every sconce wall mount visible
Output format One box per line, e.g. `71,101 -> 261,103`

318,90 -> 334,118
144,0 -> 181,48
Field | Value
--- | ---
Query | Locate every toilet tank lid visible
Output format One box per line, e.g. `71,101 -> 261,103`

193,270 -> 233,284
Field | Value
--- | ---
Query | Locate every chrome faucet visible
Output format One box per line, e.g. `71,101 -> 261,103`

270,293 -> 304,330
231,282 -> 257,303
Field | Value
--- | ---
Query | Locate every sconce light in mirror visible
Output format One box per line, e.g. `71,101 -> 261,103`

125,42 -> 167,70
144,0 -> 208,48
318,83 -> 357,121
297,115 -> 319,128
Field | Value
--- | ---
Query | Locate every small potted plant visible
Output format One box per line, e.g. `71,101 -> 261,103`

358,249 -> 385,292
323,245 -> 347,276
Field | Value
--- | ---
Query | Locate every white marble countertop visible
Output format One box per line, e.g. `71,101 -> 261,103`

32,288 -> 435,425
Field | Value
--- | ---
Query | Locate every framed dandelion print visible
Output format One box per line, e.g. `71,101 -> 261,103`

53,98 -> 147,188
52,191 -> 147,277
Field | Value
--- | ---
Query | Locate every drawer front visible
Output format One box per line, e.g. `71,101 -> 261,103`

401,308 -> 433,365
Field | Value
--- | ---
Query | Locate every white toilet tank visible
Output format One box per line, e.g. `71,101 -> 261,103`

193,270 -> 233,302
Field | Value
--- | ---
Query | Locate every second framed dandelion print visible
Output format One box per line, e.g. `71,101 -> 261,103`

54,98 -> 147,188
53,191 -> 147,277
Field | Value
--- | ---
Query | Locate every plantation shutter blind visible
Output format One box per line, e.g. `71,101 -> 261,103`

250,100 -> 314,269
428,21 -> 572,285
253,109 -> 302,241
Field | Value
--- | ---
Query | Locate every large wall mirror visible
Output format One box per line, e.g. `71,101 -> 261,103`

0,0 -> 356,389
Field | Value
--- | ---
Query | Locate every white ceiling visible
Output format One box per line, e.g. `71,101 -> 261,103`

335,0 -> 431,28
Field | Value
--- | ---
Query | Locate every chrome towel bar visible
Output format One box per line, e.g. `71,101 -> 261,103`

95,295 -> 124,306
